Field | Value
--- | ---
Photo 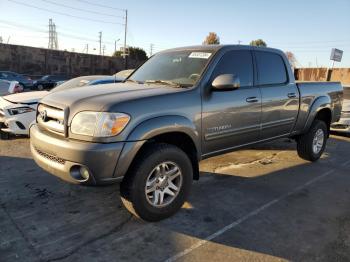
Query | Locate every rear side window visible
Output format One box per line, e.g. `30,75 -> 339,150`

212,50 -> 254,87
255,51 -> 288,85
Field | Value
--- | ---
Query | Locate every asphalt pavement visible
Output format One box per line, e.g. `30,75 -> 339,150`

1,135 -> 350,262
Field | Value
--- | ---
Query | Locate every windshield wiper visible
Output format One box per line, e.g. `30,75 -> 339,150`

144,80 -> 184,88
125,79 -> 141,84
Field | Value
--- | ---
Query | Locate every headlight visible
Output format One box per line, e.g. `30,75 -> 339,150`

8,107 -> 35,115
71,112 -> 130,137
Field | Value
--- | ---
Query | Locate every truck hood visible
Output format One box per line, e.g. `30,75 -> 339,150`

41,82 -> 184,112
3,91 -> 49,105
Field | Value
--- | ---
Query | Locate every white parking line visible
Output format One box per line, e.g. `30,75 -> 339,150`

165,164 -> 346,262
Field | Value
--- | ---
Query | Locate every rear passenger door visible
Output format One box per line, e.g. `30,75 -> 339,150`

255,51 -> 299,139
202,50 -> 262,155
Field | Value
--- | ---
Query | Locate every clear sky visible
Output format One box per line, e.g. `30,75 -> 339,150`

0,0 -> 349,67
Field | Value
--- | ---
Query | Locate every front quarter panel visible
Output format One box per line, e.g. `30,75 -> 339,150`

113,115 -> 201,178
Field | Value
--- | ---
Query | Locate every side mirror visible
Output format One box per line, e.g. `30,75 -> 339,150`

212,74 -> 240,91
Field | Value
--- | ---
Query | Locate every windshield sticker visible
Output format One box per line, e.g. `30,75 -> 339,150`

189,52 -> 211,59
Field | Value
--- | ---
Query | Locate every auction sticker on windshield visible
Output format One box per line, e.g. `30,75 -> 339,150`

189,52 -> 212,59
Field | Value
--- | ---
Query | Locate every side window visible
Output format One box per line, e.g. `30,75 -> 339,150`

212,50 -> 254,87
255,51 -> 288,85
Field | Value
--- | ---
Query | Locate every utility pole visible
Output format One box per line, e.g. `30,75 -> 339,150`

150,43 -> 154,56
123,10 -> 128,58
102,45 -> 106,56
86,44 -> 89,54
238,40 -> 242,45
99,31 -> 102,55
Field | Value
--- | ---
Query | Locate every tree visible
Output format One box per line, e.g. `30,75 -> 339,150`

113,46 -> 148,61
203,32 -> 220,45
250,39 -> 267,47
285,51 -> 297,68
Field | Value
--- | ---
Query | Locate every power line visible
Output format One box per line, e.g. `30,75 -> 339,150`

0,19 -> 47,33
40,0 -> 124,19
75,0 -> 126,11
0,20 -> 122,47
7,0 -> 125,25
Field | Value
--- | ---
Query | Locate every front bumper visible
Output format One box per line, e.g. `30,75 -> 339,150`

30,124 -> 125,185
0,114 -> 33,135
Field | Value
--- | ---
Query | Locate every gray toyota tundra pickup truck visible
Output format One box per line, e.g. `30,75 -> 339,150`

30,45 -> 343,221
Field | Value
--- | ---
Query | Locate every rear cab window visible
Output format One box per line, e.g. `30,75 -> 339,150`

255,51 -> 288,86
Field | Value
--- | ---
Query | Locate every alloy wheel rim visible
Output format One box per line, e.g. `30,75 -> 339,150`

145,161 -> 183,208
312,129 -> 324,154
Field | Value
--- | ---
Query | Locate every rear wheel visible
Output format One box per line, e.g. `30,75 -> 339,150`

37,84 -> 44,91
120,143 -> 193,221
297,120 -> 328,161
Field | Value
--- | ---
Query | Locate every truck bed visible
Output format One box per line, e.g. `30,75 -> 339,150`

293,81 -> 343,133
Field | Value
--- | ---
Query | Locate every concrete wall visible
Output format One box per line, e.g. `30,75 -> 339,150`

295,68 -> 350,84
0,43 -> 144,78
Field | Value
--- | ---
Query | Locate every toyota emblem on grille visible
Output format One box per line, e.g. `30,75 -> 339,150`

40,110 -> 48,122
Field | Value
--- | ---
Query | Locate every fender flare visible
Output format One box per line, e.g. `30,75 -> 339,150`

114,115 -> 200,178
302,96 -> 332,133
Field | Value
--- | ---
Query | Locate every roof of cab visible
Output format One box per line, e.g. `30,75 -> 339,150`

159,44 -> 284,55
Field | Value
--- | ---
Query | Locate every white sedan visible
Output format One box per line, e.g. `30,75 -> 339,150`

0,75 -> 124,138
0,91 -> 48,137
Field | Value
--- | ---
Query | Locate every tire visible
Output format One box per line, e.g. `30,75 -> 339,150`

120,143 -> 193,222
37,84 -> 44,91
0,130 -> 10,140
297,120 -> 328,162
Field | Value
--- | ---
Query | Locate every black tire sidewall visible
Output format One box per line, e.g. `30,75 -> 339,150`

130,145 -> 192,221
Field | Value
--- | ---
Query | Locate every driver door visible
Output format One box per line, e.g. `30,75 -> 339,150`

202,50 -> 262,156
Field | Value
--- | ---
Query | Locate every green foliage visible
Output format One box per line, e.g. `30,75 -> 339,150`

113,46 -> 148,61
250,39 -> 267,47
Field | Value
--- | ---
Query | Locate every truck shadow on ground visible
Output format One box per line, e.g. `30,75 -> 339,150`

0,136 -> 349,261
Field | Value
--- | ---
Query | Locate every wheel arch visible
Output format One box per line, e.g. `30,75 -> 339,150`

114,116 -> 201,180
302,96 -> 332,134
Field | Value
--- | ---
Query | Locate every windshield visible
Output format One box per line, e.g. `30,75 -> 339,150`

129,50 -> 213,87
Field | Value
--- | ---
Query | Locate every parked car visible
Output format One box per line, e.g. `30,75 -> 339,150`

30,45 -> 343,221
331,85 -> 350,135
0,75 -> 122,138
0,91 -> 47,139
0,71 -> 33,90
32,75 -> 69,90
114,69 -> 134,79
0,80 -> 23,96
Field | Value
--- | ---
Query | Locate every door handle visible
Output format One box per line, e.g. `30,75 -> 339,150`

287,93 -> 297,98
246,97 -> 259,103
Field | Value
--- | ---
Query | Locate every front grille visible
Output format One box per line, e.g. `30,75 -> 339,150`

35,147 -> 66,165
37,103 -> 65,135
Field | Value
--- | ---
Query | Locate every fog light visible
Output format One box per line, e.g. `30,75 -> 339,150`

79,167 -> 90,180
70,165 -> 90,182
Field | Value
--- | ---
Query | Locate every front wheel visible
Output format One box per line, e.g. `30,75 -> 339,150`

297,120 -> 328,161
120,143 -> 193,221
